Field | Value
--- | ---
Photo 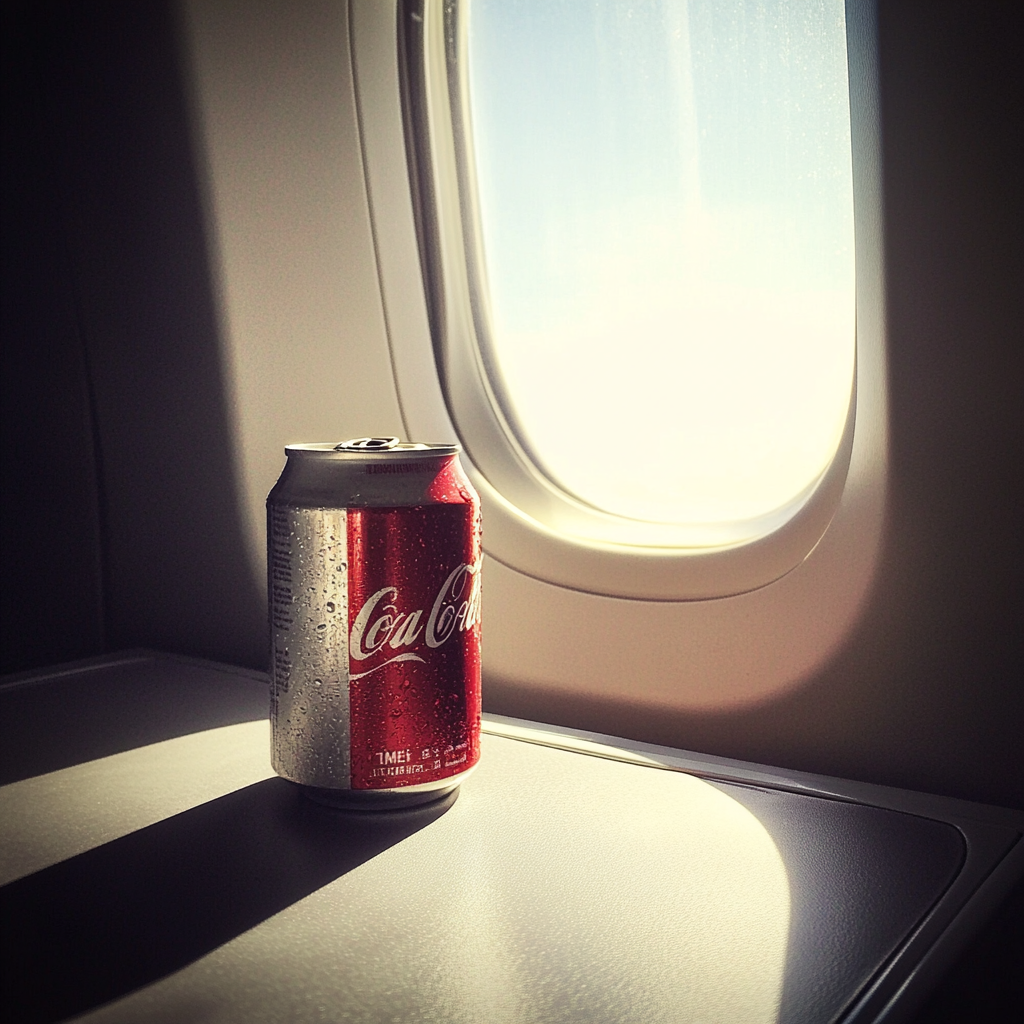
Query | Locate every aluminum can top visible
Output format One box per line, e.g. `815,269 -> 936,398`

285,437 -> 461,460
271,438 -> 472,510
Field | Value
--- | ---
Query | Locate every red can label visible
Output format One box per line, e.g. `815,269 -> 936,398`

347,505 -> 481,788
269,492 -> 481,792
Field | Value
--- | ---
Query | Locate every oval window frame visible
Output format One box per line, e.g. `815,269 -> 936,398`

357,0 -> 877,602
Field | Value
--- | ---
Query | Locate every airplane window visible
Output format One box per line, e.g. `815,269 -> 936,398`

458,0 -> 855,529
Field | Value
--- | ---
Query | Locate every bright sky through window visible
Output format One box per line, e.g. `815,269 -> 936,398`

465,0 -> 855,527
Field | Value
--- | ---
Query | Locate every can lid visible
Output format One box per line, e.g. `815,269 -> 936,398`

284,438 -> 461,459
334,436 -> 401,451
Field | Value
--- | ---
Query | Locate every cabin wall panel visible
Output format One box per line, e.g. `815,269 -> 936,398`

1,0 -> 1020,808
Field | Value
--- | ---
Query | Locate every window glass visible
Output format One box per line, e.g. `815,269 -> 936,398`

465,0 -> 855,526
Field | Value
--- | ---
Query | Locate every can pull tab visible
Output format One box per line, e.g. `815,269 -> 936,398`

334,436 -> 401,451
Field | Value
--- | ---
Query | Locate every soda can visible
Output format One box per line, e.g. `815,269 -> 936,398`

267,437 -> 481,808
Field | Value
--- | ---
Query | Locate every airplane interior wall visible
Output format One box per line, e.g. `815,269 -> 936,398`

2,0 -> 1021,821
2,0 -> 263,673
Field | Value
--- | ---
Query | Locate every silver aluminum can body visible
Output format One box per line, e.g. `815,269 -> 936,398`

267,438 -> 481,808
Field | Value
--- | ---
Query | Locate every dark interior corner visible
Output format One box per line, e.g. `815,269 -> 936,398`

2,0 -> 264,677
908,874 -> 1024,1024
2,0 -> 105,672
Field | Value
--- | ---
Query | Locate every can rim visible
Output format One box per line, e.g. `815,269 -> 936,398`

285,440 -> 461,459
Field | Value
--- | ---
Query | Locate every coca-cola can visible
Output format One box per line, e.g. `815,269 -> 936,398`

267,437 -> 481,808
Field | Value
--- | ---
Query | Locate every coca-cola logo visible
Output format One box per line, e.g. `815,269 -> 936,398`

349,562 -> 481,681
